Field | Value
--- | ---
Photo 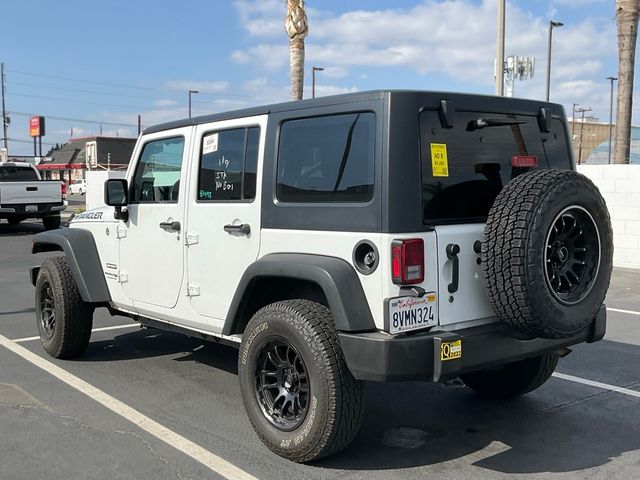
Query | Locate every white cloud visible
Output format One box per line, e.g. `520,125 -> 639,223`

165,80 -> 230,93
153,98 -> 179,108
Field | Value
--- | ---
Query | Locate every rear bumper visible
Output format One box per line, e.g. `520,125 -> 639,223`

0,202 -> 65,217
339,305 -> 606,382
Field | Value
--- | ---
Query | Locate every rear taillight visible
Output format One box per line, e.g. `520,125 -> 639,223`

391,238 -> 424,285
61,182 -> 67,199
511,155 -> 538,168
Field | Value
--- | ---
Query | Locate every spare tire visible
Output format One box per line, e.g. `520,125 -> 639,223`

483,169 -> 612,339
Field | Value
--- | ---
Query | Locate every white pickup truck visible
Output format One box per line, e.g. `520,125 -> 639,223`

0,162 -> 67,229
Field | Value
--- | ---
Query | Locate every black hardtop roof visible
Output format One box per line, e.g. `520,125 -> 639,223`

143,89 -> 563,135
0,162 -> 35,168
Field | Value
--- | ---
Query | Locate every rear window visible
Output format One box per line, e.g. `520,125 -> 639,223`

420,110 -> 571,223
0,166 -> 39,181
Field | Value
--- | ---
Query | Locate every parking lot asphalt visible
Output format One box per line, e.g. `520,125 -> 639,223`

1,219 -> 639,480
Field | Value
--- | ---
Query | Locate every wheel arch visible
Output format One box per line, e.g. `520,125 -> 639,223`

31,229 -> 111,304
223,253 -> 376,336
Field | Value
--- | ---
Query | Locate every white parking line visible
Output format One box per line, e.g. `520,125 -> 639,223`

13,324 -> 140,343
553,372 -> 640,399
0,334 -> 257,480
607,307 -> 640,317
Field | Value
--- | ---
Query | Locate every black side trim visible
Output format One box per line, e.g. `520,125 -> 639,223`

31,229 -> 111,304
222,253 -> 376,335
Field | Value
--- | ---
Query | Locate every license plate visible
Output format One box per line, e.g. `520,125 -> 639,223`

25,205 -> 38,212
386,292 -> 438,334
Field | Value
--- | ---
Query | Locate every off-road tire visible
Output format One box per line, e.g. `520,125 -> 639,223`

42,214 -> 61,230
483,169 -> 613,339
35,257 -> 93,358
461,353 -> 558,398
238,300 -> 364,463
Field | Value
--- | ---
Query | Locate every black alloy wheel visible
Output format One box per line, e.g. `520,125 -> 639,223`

544,205 -> 600,305
255,339 -> 310,431
39,281 -> 56,340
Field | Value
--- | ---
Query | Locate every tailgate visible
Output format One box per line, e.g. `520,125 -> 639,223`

435,224 -> 496,327
0,181 -> 62,205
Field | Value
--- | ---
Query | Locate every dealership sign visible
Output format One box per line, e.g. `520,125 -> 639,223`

29,116 -> 45,137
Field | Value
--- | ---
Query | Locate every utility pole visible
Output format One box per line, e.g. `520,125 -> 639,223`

496,0 -> 506,95
576,107 -> 592,165
571,103 -> 579,138
1,63 -> 8,150
607,76 -> 618,165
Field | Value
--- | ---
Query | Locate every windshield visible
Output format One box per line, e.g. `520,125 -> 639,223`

420,110 -> 572,223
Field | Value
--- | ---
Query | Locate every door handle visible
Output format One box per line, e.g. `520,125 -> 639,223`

26,186 -> 38,191
223,223 -> 250,235
446,243 -> 460,293
159,220 -> 181,232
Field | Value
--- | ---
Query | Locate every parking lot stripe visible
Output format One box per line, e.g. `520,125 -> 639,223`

553,372 -> 640,399
0,334 -> 258,480
12,324 -> 140,343
607,307 -> 640,317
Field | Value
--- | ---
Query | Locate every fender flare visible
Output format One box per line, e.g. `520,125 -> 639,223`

31,229 -> 111,304
222,253 -> 376,335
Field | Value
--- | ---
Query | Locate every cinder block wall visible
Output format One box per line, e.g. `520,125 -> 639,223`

577,165 -> 640,269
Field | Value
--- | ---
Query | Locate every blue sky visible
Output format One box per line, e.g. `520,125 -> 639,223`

2,0 -> 620,155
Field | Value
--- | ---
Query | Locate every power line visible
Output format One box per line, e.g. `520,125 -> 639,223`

8,137 -> 57,146
10,92 -> 149,110
7,81 -> 160,101
7,111 -> 139,128
9,69 -> 157,91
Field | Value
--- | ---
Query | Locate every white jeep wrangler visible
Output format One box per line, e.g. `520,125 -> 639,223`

31,91 -> 612,462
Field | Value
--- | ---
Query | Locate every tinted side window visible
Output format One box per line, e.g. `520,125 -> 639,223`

277,112 -> 375,202
420,111 -> 572,222
198,127 -> 260,202
131,137 -> 185,203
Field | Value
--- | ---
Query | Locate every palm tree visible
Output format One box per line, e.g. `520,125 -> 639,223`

285,0 -> 308,100
614,0 -> 640,164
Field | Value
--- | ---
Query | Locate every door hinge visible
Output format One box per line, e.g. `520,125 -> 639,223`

186,232 -> 199,246
118,271 -> 129,283
116,226 -> 127,239
187,282 -> 200,297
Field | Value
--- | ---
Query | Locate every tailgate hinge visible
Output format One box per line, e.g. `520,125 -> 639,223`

187,282 -> 200,297
118,271 -> 129,283
186,232 -> 199,246
116,226 -> 128,239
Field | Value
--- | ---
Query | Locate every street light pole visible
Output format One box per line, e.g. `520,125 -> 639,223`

1,63 -> 8,150
607,76 -> 618,165
546,20 -> 564,102
496,0 -> 505,96
188,89 -> 199,118
312,66 -> 324,98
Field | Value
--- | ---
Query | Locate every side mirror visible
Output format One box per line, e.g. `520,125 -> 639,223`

104,179 -> 129,221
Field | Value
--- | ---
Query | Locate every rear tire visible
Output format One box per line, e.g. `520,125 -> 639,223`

35,257 -> 93,359
238,300 -> 364,463
7,215 -> 25,225
43,214 -> 61,230
461,353 -> 558,398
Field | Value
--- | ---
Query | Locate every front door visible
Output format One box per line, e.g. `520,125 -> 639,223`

182,116 -> 266,332
119,128 -> 191,309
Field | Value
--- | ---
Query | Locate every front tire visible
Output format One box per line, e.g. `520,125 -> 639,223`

35,257 -> 93,359
460,353 -> 558,398
238,300 -> 364,463
7,215 -> 25,225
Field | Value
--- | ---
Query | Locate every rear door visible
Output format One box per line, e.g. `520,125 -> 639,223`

419,109 -> 572,327
181,115 -> 265,332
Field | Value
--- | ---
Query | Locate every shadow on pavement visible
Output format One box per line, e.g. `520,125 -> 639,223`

78,327 -> 640,475
0,222 -> 44,237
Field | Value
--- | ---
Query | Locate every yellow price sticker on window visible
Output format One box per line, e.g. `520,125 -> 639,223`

430,143 -> 449,177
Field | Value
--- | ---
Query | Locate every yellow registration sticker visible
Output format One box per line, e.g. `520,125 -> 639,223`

440,339 -> 462,361
430,143 -> 449,177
